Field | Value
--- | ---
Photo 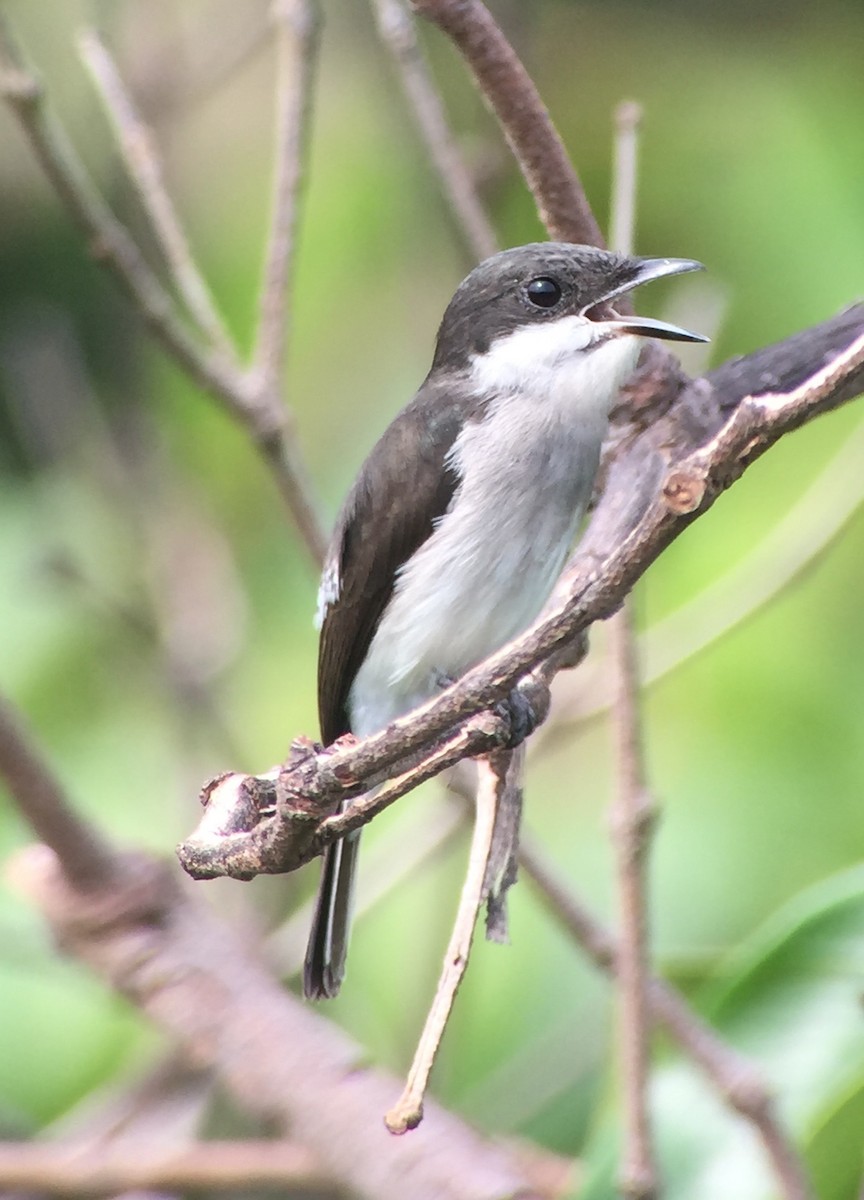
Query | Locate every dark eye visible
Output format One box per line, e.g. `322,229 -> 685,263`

525,277 -> 562,308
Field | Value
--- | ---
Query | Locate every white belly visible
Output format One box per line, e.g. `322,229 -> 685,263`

349,332 -> 640,736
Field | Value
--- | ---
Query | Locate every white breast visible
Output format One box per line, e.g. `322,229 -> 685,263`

349,323 -> 641,737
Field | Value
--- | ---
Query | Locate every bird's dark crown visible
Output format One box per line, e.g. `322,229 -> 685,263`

431,243 -> 665,373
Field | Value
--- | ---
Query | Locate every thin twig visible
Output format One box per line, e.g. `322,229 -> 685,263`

518,834 -> 813,1200
0,14 -> 327,566
0,1141 -> 324,1195
607,603 -> 657,1200
606,98 -> 657,1200
609,101 -> 641,260
77,28 -> 233,353
371,0 -> 498,263
410,0 -> 604,247
385,757 -> 500,1133
0,696 -> 118,892
0,16 -> 244,404
252,0 -> 319,390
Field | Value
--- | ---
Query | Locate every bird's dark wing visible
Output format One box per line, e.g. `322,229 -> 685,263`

317,377 -> 483,745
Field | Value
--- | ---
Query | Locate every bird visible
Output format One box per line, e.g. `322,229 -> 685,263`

303,241 -> 706,999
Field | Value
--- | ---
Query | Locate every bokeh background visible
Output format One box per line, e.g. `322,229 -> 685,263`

0,1 -> 862,1196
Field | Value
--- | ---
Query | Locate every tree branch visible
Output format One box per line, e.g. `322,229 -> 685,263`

517,833 -> 813,1200
0,13 -> 327,566
77,27 -> 233,353
0,1141 -> 325,1196
371,0 -> 498,263
385,756 -> 502,1133
410,0 -> 604,246
177,309 -> 864,882
7,839 -> 557,1200
605,97 -> 657,1200
0,697 -> 117,892
252,0 -> 320,391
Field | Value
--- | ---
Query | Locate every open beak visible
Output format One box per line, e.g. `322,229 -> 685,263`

586,256 -> 709,344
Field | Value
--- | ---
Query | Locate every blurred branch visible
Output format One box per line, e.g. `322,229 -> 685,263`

0,697 -> 117,892
607,601 -> 657,1200
410,0 -> 604,247
6,837 -> 558,1200
176,309 -> 864,884
0,1141 -> 324,1195
606,99 -> 656,1200
252,0 -> 319,391
518,833 -> 813,1200
78,27 -> 233,352
0,12 -> 327,566
371,0 -> 498,263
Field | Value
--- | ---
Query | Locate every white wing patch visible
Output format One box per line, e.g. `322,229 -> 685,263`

315,556 -> 340,629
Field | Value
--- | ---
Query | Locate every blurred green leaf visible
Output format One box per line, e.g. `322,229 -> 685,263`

579,867 -> 864,1198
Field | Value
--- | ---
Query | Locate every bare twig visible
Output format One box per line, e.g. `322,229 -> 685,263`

385,757 -> 500,1133
606,98 -> 657,1200
607,602 -> 657,1200
371,0 -> 498,263
0,16 -> 243,403
78,28 -> 233,353
518,834 -> 813,1200
0,13 -> 327,566
252,0 -> 319,390
0,697 -> 117,892
0,1140 -> 324,1195
410,0 -> 604,247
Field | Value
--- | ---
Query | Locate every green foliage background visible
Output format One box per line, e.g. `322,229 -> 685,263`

0,0 -> 862,1194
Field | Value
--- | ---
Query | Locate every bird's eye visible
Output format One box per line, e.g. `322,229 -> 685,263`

525,277 -> 562,308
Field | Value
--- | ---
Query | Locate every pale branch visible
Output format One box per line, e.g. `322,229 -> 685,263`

517,833 -> 813,1200
252,0 -> 320,393
0,14 -> 327,566
371,0 -> 499,263
177,309 -> 864,883
606,97 -> 657,1200
77,27 -> 233,353
410,0 -> 604,247
0,1140 -> 324,1196
385,756 -> 502,1133
8,843 -> 555,1200
538,411 -> 864,737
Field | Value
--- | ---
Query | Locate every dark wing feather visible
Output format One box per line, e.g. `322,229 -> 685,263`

317,378 -> 482,745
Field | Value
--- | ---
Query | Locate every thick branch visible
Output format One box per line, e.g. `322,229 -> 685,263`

411,0 -> 603,246
10,844 -> 553,1200
178,307 -> 864,880
0,1141 -> 324,1195
0,697 -> 117,891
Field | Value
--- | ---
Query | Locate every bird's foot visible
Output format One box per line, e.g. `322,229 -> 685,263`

495,683 -> 539,749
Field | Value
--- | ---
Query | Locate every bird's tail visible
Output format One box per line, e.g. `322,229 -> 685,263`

303,820 -> 360,999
